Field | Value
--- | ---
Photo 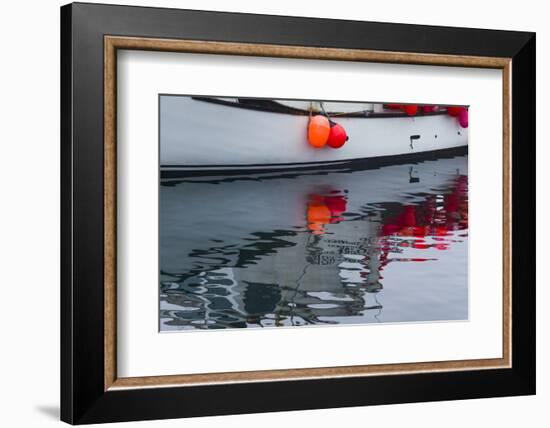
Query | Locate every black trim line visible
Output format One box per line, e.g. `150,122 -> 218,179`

161,146 -> 468,178
163,160 -> 351,169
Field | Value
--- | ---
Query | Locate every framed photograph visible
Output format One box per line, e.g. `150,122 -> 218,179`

60,2 -> 535,424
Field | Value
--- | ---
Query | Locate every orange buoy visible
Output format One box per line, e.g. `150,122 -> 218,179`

403,104 -> 418,116
307,115 -> 330,148
326,122 -> 348,148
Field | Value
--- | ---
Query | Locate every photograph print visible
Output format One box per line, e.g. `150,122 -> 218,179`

159,95 -> 469,331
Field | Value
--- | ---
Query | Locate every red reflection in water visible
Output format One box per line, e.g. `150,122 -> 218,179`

305,176 -> 467,241
306,172 -> 468,292
305,176 -> 468,283
306,193 -> 348,235
377,175 -> 468,274
382,176 -> 467,241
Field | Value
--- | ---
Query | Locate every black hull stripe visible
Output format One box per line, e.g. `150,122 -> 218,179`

163,160 -> 350,169
161,146 -> 468,178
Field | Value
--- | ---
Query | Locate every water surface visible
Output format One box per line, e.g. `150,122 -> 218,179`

160,155 -> 468,331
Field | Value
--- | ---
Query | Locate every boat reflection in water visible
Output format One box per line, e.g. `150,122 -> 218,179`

160,155 -> 468,331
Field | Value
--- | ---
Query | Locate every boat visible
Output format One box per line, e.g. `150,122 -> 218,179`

160,96 -> 468,176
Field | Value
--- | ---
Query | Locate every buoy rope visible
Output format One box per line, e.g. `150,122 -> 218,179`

320,101 -> 329,117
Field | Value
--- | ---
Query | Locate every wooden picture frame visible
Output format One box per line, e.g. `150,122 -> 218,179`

61,2 -> 535,424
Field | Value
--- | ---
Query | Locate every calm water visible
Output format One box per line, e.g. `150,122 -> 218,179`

159,155 -> 468,331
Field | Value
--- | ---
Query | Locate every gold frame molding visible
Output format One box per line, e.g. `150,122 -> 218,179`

104,35 -> 512,391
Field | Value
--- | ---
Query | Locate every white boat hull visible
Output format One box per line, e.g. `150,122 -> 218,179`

160,97 -> 468,173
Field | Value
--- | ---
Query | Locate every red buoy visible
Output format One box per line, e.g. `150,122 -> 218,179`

458,107 -> 469,128
403,104 -> 418,116
447,106 -> 461,117
326,122 -> 348,148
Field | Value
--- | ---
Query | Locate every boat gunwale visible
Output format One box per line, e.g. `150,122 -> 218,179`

185,95 -> 457,118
